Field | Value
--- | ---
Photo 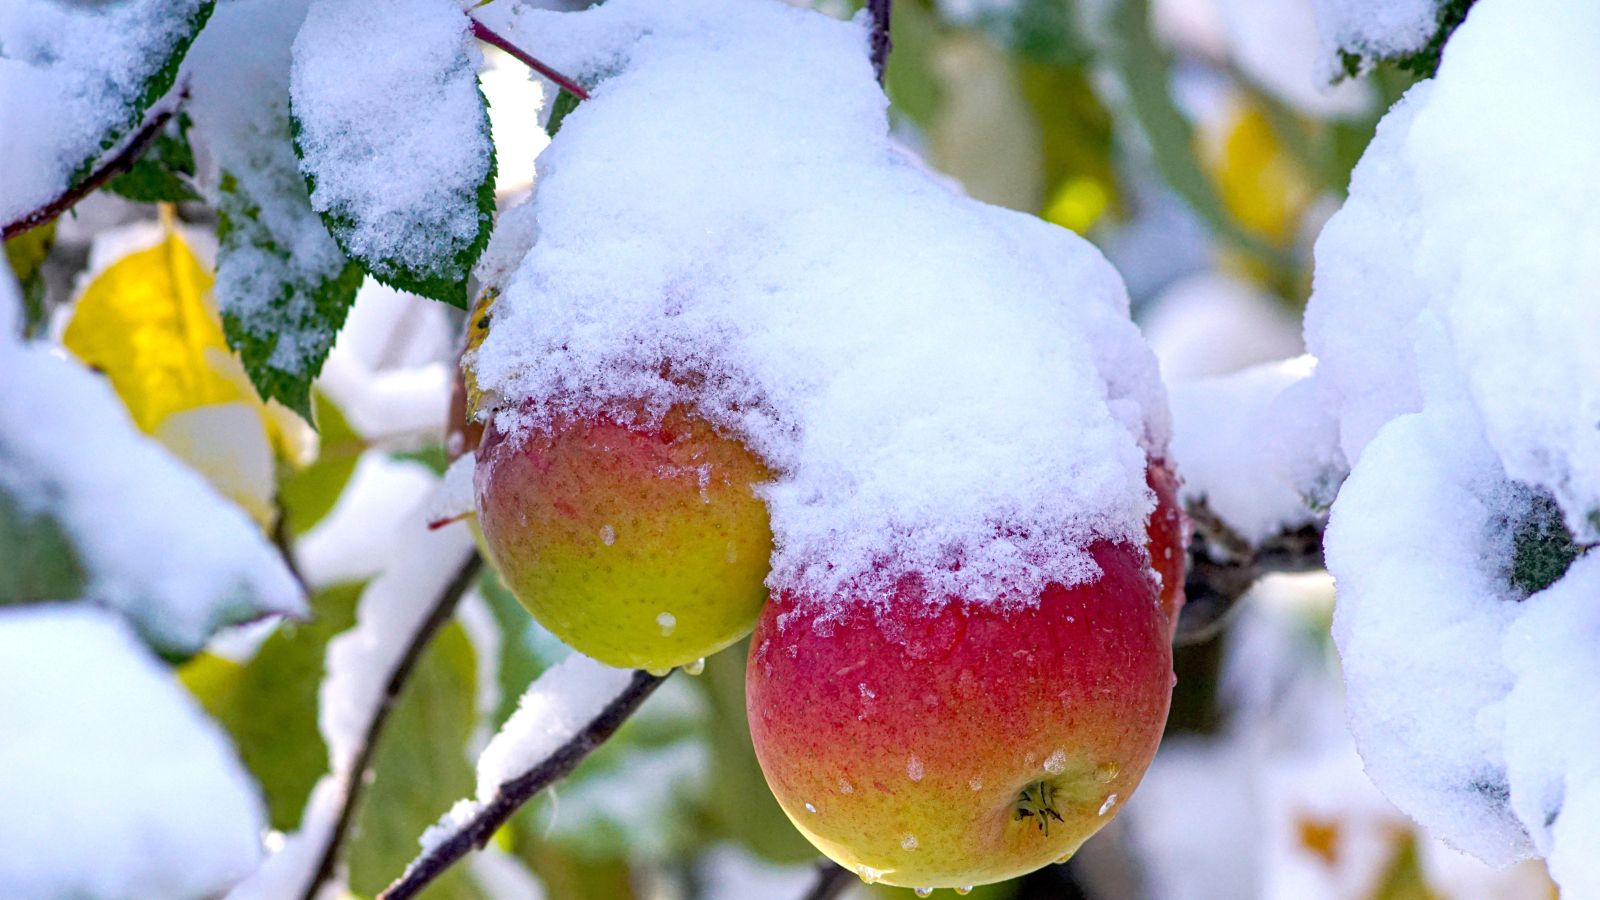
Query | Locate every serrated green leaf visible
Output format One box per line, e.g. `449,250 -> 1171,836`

180,580 -> 363,829
216,168 -> 365,422
0,481 -> 88,604
104,112 -> 200,204
278,392 -> 364,535
290,14 -> 497,309
345,620 -> 481,900
545,88 -> 583,138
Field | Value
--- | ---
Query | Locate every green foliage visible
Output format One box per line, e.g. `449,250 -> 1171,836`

1337,0 -> 1476,80
0,483 -> 88,604
278,392 -> 364,535
4,222 -> 55,338
478,564 -> 564,729
292,85 -> 497,310
216,170 -> 366,421
182,580 -> 364,829
104,112 -> 200,203
68,1 -> 216,188
545,88 -> 584,138
1508,490 -> 1581,598
346,620 -> 481,899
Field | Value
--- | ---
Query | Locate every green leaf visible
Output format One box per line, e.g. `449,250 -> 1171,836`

63,1 -> 216,189
104,112 -> 201,204
545,88 -> 584,138
216,167 -> 365,422
4,222 -> 55,339
698,641 -> 815,862
278,392 -> 364,535
478,564 -> 560,729
181,580 -> 363,829
0,482 -> 88,604
1507,489 -> 1581,598
883,0 -> 944,129
345,620 -> 481,900
1336,0 -> 1475,80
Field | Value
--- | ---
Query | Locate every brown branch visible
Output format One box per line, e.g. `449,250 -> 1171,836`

799,861 -> 856,900
3,106 -> 177,241
1173,500 -> 1325,646
867,0 -> 893,85
377,668 -> 669,900
470,18 -> 591,101
301,550 -> 484,900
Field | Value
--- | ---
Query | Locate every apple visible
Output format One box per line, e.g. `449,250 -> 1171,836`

1147,460 -> 1187,630
475,403 -> 774,672
745,477 -> 1182,890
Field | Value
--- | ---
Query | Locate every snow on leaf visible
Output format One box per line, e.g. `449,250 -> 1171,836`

0,0 -> 214,226
185,0 -> 367,422
0,604 -> 265,898
103,111 -> 201,204
289,0 -> 496,308
1313,0 -> 1473,80
0,268 -> 303,655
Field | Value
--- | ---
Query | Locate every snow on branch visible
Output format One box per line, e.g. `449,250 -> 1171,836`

1176,500 -> 1325,646
378,665 -> 668,900
469,17 -> 590,100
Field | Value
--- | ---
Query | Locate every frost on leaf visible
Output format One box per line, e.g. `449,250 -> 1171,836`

1312,0 -> 1474,80
0,269 -> 304,656
186,0 -> 365,421
289,0 -> 496,308
0,0 -> 214,226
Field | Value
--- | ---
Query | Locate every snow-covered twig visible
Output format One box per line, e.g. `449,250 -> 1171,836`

1175,500 -> 1325,646
300,550 -> 484,900
469,18 -> 590,101
798,861 -> 855,900
377,669 -> 667,899
2,100 -> 178,240
866,0 -> 892,84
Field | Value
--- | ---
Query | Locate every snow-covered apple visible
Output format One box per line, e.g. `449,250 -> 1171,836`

746,468 -> 1183,891
475,403 -> 774,672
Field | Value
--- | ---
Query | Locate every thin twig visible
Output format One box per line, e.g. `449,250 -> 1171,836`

1174,500 -> 1325,646
3,107 -> 177,240
301,550 -> 485,900
866,0 -> 893,85
799,861 -> 857,900
469,18 -> 590,101
377,669 -> 668,899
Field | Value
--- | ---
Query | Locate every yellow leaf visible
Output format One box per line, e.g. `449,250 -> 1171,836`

1201,99 -> 1315,248
64,228 -> 240,433
62,226 -> 310,526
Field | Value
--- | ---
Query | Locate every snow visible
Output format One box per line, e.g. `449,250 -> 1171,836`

471,0 -> 1170,612
319,486 -> 477,771
1308,0 -> 1600,883
473,652 -> 636,801
297,453 -> 440,587
290,0 -> 492,285
0,280 -> 303,655
1214,0 -> 1371,116
185,0 -> 358,380
0,0 -> 207,225
1141,272 -> 1303,381
1168,357 -> 1328,544
1311,0 -> 1445,77
0,605 -> 264,899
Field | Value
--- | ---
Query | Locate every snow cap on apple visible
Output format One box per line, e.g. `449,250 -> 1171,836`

469,0 -> 1183,887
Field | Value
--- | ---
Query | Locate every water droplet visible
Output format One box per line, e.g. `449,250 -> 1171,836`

645,665 -> 672,677
1054,853 -> 1073,865
855,865 -> 885,885
804,802 -> 816,814
1043,749 -> 1067,775
599,524 -> 616,546
907,754 -> 925,782
682,657 -> 705,676
838,777 -> 854,794
901,833 -> 919,850
1094,762 -> 1120,784
915,888 -> 933,898
656,612 -> 676,636
968,777 -> 984,791
956,888 -> 973,896
1098,793 -> 1118,816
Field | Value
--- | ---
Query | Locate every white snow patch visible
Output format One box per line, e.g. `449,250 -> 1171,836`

0,605 -> 264,899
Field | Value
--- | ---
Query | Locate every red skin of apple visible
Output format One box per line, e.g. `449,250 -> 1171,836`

1147,459 -> 1187,631
747,500 -> 1181,888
